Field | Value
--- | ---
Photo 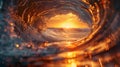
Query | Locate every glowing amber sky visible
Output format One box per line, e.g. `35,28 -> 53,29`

47,13 -> 89,28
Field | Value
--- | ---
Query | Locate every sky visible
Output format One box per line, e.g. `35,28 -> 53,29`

46,13 -> 90,29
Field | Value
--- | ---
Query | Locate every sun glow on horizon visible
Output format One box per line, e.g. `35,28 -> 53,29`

61,22 -> 78,28
46,13 -> 90,29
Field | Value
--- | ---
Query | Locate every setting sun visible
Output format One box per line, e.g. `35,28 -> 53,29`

61,22 -> 78,28
46,13 -> 89,29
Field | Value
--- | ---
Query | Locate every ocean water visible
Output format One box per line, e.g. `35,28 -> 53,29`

40,28 -> 91,42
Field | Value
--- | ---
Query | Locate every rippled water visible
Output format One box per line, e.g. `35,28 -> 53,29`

0,0 -> 120,67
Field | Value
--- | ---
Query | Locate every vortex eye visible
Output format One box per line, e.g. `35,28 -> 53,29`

38,12 -> 92,41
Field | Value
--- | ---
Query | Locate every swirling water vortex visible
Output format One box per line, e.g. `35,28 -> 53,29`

0,0 -> 120,67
